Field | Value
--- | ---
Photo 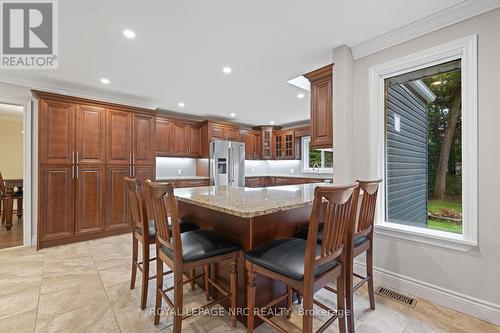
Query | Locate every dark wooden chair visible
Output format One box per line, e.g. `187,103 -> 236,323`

125,177 -> 199,309
146,180 -> 240,332
294,180 -> 382,333
245,183 -> 360,333
0,172 -> 23,229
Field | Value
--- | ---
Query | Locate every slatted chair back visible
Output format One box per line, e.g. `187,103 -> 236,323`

305,183 -> 360,277
355,180 -> 382,237
146,180 -> 183,263
124,177 -> 149,233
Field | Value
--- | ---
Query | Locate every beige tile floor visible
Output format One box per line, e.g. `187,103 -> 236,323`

0,233 -> 499,333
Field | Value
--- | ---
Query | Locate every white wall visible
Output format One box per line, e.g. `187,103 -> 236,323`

156,157 -> 197,178
0,116 -> 24,178
346,8 -> 500,318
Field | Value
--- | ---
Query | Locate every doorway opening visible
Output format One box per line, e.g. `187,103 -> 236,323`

0,102 -> 24,249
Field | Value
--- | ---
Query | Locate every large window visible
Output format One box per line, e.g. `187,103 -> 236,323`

302,136 -> 333,173
369,36 -> 478,250
385,61 -> 462,234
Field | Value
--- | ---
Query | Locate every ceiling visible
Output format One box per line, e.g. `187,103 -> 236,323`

0,103 -> 23,119
1,0 -> 498,126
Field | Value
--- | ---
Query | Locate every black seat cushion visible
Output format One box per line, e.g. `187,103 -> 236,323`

294,224 -> 368,247
135,217 -> 198,240
245,238 -> 338,281
160,229 -> 239,262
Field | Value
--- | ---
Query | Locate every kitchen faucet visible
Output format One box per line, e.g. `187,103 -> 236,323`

312,162 -> 321,174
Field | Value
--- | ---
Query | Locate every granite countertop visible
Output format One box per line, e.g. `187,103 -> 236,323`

174,184 -> 331,218
245,174 -> 333,179
155,176 -> 209,181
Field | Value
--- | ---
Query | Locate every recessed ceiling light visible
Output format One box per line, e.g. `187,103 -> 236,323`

431,81 -> 442,86
297,93 -> 305,99
269,121 -> 275,125
123,29 -> 136,39
178,102 -> 185,107
100,78 -> 110,85
222,66 -> 232,74
230,112 -> 236,118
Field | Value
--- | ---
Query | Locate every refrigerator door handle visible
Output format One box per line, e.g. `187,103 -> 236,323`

227,147 -> 232,184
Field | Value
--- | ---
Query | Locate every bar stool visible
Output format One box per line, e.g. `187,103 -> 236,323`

146,180 -> 240,332
294,180 -> 381,333
245,183 -> 360,333
125,177 -> 199,310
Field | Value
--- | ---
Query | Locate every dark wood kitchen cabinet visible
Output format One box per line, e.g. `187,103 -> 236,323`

200,121 -> 241,157
34,91 -> 157,249
304,64 -> 333,149
74,165 -> 106,235
240,129 -> 261,160
274,130 -> 295,159
155,117 -> 200,157
155,117 -> 172,156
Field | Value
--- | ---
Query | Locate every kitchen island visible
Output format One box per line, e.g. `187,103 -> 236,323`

174,184 -> 330,326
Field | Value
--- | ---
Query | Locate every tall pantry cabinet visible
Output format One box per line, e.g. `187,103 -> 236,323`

35,91 -> 155,249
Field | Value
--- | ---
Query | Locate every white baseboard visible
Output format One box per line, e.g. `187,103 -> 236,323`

354,261 -> 500,326
31,235 -> 37,247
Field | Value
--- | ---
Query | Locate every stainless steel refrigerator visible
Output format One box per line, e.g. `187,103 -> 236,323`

209,139 -> 245,186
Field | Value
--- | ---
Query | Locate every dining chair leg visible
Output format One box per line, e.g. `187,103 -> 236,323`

230,253 -> 238,327
173,269 -> 184,333
189,269 -> 196,290
204,265 -> 210,300
302,291 -> 313,333
130,236 -> 138,290
154,253 -> 163,325
286,286 -> 293,318
140,241 -> 150,310
337,271 -> 347,333
246,264 -> 256,333
367,246 -> 375,310
16,197 -> 22,218
345,256 -> 355,333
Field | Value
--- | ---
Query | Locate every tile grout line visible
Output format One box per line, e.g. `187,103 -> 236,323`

32,251 -> 45,333
87,240 -> 123,333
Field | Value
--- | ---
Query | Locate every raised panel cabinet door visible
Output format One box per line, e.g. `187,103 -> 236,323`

240,130 -> 253,159
39,166 -> 74,241
106,109 -> 132,165
133,113 -> 155,165
189,125 -> 201,157
253,133 -> 261,159
75,105 -> 106,165
106,166 -> 131,231
39,99 -> 75,165
210,125 -> 225,140
134,165 -> 155,181
74,165 -> 106,235
171,122 -> 189,156
155,118 -> 172,156
310,76 -> 333,148
225,127 -> 240,141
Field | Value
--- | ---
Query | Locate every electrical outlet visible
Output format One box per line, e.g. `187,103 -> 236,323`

177,169 -> 182,176
251,168 -> 255,174
290,168 -> 295,174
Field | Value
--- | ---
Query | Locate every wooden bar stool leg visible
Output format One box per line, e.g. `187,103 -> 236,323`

204,265 -> 210,300
173,270 -> 184,333
140,241 -> 150,309
302,290 -> 313,333
130,235 -> 138,290
189,269 -> 196,290
367,246 -> 375,310
154,254 -> 163,325
346,257 -> 355,333
337,271 -> 347,333
286,286 -> 293,318
230,253 -> 238,327
247,265 -> 256,333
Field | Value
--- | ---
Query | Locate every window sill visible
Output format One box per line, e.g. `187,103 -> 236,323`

301,169 -> 333,175
374,222 -> 478,252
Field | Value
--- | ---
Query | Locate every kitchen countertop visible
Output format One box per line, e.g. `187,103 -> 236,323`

245,174 -> 333,179
174,183 -> 330,218
155,176 -> 209,181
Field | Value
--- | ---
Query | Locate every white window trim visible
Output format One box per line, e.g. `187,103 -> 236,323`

368,35 -> 478,252
301,136 -> 334,174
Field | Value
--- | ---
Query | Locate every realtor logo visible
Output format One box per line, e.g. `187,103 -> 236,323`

1,0 -> 58,68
